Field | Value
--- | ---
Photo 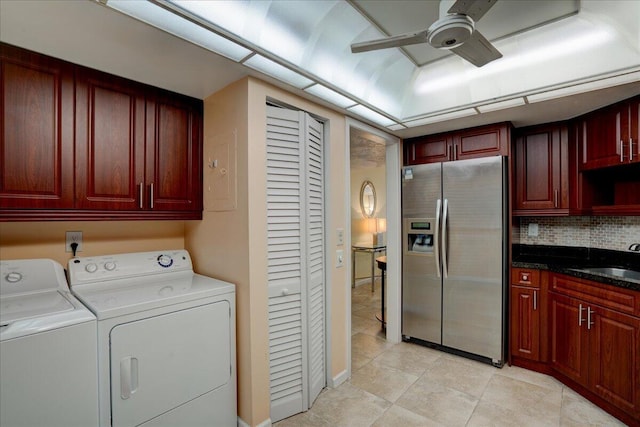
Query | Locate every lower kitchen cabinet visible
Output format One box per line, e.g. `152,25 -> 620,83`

510,268 -> 545,363
549,273 -> 640,421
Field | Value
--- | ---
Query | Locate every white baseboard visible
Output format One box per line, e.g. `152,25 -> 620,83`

329,368 -> 349,388
238,416 -> 272,427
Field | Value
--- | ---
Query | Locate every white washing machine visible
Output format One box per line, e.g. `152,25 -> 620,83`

67,249 -> 236,427
0,258 -> 99,427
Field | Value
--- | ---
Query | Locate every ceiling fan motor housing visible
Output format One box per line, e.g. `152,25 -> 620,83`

427,14 -> 475,49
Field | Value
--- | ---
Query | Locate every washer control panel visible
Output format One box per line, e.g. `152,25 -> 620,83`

68,250 -> 192,285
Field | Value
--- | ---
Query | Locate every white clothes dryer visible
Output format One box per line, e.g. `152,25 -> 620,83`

0,258 -> 99,427
68,249 -> 236,427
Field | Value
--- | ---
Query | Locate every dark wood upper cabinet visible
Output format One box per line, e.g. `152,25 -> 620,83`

0,43 -> 74,209
513,123 -> 569,215
404,134 -> 451,164
0,43 -> 203,221
404,122 -> 510,165
579,96 -> 640,170
145,90 -> 202,212
453,123 -> 510,161
75,68 -> 146,211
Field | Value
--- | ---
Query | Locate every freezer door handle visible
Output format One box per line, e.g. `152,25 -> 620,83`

435,198 -> 442,278
442,198 -> 449,278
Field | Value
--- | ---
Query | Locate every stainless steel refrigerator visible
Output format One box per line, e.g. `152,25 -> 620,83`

401,156 -> 507,366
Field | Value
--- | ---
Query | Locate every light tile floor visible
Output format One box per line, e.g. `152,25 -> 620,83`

275,278 -> 628,427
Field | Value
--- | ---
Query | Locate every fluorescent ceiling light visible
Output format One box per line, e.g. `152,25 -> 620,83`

477,98 -> 526,113
244,55 -> 314,89
527,71 -> 640,103
347,105 -> 395,127
405,108 -> 477,127
387,123 -> 407,131
107,0 -> 251,61
417,26 -> 615,94
305,84 -> 356,109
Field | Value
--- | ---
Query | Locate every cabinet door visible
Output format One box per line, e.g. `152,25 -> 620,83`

580,103 -> 627,170
510,285 -> 540,361
453,123 -> 509,160
145,93 -> 202,212
589,305 -> 640,418
513,124 -> 568,212
75,68 -> 145,210
630,97 -> 639,164
0,44 -> 74,209
550,292 -> 590,387
404,134 -> 451,165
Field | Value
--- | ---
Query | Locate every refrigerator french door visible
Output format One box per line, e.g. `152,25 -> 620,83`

401,156 -> 507,366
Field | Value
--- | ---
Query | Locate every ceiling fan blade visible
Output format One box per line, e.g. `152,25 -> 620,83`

447,0 -> 498,22
351,30 -> 429,53
450,29 -> 502,67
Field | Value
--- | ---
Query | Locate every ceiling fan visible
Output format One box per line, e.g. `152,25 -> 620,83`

351,0 -> 502,67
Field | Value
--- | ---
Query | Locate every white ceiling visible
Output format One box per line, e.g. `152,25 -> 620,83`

1,0 -> 639,139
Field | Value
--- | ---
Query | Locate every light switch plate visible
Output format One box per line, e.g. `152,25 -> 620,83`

528,223 -> 539,237
336,249 -> 344,267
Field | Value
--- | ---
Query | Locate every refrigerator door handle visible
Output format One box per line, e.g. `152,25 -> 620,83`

442,198 -> 449,278
435,198 -> 442,278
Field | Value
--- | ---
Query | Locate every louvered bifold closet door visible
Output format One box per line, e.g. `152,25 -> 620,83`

305,116 -> 325,406
266,106 -> 326,423
267,106 -> 307,423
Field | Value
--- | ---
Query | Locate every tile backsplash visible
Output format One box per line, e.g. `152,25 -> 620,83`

515,217 -> 640,252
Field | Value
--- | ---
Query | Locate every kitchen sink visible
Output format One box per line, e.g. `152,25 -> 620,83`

570,267 -> 640,282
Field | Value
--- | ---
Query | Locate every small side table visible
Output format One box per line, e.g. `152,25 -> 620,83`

375,256 -> 387,330
351,243 -> 386,292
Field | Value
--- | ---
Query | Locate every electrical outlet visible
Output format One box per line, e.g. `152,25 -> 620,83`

337,228 -> 344,246
527,223 -> 539,237
66,231 -> 83,253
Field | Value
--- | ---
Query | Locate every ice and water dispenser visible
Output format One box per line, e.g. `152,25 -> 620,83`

405,218 -> 435,254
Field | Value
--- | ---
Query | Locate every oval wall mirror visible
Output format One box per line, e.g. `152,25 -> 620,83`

360,180 -> 376,218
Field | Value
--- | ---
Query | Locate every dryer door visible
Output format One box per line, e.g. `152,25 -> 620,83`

110,302 -> 230,427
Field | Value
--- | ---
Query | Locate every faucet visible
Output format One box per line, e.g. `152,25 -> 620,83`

630,243 -> 640,252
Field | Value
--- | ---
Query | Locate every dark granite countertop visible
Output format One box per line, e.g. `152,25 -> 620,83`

512,244 -> 640,291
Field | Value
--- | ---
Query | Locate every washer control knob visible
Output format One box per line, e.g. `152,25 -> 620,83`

104,261 -> 116,271
157,254 -> 173,268
85,263 -> 98,273
5,272 -> 22,283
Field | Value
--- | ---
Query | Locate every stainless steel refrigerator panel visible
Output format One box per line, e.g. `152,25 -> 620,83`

402,254 -> 442,342
441,156 -> 505,361
401,164 -> 441,218
401,163 -> 443,343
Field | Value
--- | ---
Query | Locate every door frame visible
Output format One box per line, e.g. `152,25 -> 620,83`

344,118 -> 401,381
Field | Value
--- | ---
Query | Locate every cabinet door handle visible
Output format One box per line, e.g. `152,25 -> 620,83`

631,138 -> 634,161
139,182 -> 144,209
454,144 -> 458,161
533,290 -> 537,311
447,144 -> 452,161
588,306 -> 595,330
578,303 -> 585,327
150,183 -> 154,209
620,140 -> 625,162
554,189 -> 558,208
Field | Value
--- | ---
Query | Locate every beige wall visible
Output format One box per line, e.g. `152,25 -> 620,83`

185,76 -> 348,426
0,221 -> 184,266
